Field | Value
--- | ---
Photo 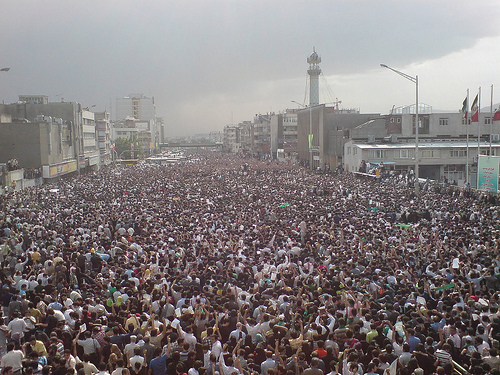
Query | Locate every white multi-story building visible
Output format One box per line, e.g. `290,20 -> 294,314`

115,94 -> 158,148
116,94 -> 155,121
81,110 -> 100,171
95,111 -> 112,165
223,125 -> 241,153
343,104 -> 500,186
111,118 -> 153,157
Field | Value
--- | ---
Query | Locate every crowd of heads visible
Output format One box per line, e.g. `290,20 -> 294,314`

0,152 -> 499,375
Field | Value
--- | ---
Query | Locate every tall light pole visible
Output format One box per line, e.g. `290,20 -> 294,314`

292,100 -> 314,169
380,64 -> 419,193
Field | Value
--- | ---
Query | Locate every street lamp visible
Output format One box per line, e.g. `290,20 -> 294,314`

291,100 -> 314,169
380,63 -> 419,193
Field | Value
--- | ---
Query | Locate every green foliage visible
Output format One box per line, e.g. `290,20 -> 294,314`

114,134 -> 146,159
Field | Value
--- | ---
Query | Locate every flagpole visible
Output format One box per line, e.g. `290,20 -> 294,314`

466,89 -> 470,184
478,87 -> 481,159
491,84 -> 494,155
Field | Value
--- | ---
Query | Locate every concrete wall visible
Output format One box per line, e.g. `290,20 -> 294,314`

0,123 -> 42,167
0,122 -> 75,168
2,102 -> 80,123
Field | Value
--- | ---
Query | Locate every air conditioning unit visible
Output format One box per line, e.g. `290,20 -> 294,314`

491,134 -> 500,142
367,135 -> 375,143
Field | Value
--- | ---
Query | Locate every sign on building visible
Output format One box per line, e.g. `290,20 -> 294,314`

477,155 -> 500,193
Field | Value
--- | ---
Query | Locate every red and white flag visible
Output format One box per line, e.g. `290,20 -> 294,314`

494,108 -> 500,122
471,94 -> 479,122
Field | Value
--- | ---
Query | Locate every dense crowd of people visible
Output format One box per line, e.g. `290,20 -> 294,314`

0,152 -> 499,375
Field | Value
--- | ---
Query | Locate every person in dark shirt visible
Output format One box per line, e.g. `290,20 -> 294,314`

149,348 -> 168,375
1,288 -> 13,317
37,308 -> 58,336
166,352 -> 181,375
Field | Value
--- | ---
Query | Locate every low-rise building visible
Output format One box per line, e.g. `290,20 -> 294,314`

343,105 -> 500,186
0,119 -> 78,180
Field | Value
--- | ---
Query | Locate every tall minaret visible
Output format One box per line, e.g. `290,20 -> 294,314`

307,47 -> 321,106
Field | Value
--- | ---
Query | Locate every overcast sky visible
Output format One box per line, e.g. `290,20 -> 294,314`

1,1 -> 499,136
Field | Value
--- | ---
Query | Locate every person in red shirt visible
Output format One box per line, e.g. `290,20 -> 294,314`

313,340 -> 327,359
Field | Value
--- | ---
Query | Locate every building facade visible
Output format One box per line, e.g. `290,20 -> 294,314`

0,120 -> 78,179
0,98 -> 98,178
95,111 -> 112,165
297,104 -> 378,169
115,94 -> 159,149
270,109 -> 298,160
343,106 -> 500,186
223,125 -> 241,153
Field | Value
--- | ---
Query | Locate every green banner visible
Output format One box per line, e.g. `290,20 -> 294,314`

394,223 -> 412,229
308,134 -> 313,149
435,283 -> 455,291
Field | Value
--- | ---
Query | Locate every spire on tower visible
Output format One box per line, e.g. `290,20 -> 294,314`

307,48 -> 321,106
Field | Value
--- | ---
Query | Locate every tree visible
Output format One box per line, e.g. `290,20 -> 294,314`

115,137 -> 132,159
114,134 -> 145,159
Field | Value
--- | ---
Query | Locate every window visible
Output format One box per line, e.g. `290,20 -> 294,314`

421,150 -> 440,158
439,118 -> 449,126
412,115 -> 430,134
373,150 -> 386,159
399,149 -> 409,158
450,150 -> 467,157
347,147 -> 351,155
396,149 -> 415,158
353,147 -> 357,155
485,117 -> 492,125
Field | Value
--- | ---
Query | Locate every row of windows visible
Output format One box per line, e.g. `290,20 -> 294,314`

370,150 -> 441,158
461,117 -> 493,125
347,147 -> 489,159
367,149 -> 493,159
391,117 -> 493,126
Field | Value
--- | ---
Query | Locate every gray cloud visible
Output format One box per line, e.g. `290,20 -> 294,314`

1,0 -> 499,136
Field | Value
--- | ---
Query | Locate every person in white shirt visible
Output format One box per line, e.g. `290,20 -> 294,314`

6,312 -> 26,343
210,335 -> 223,358
1,342 -> 24,374
229,323 -> 246,342
177,325 -> 197,351
64,349 -> 77,370
124,335 -> 139,364
129,347 -> 145,370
